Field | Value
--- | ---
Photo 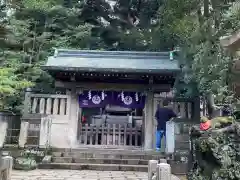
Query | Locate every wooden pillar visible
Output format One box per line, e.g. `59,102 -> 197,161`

152,97 -> 158,150
144,91 -> 154,150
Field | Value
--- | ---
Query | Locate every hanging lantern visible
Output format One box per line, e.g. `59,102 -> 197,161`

88,90 -> 92,100
135,92 -> 139,102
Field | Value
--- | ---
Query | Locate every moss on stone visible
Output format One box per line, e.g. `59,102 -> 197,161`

188,123 -> 240,180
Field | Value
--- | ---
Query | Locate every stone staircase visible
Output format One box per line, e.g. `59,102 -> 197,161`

38,149 -> 189,174
39,149 -> 165,172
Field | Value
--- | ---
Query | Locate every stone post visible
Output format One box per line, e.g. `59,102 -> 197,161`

0,156 -> 13,180
0,119 -> 8,148
39,117 -> 52,148
148,160 -> 158,180
18,121 -> 29,148
165,121 -> 175,153
156,160 -> 171,180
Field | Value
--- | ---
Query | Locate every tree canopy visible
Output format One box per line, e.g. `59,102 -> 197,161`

0,0 -> 239,112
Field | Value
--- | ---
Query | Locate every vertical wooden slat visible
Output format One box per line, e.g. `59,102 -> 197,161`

188,102 -> 192,118
32,98 -> 38,113
39,98 -> 45,114
138,127 -> 141,147
173,102 -> 178,115
53,98 -> 59,115
124,124 -> 127,146
134,127 -> 138,146
180,102 -> 185,118
95,126 -> 99,145
46,98 -> 52,114
107,124 -> 111,145
101,125 -> 105,145
118,124 -> 121,145
112,124 -> 116,145
89,125 -> 93,145
129,124 -> 132,146
79,123 -> 82,144
84,124 -> 88,145
59,98 -> 66,115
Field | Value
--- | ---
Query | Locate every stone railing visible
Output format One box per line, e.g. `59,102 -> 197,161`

23,92 -> 70,119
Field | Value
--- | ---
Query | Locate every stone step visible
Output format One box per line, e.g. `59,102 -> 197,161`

38,163 -> 148,172
52,152 -> 166,160
52,157 -> 148,165
38,162 -> 187,175
51,148 -> 161,155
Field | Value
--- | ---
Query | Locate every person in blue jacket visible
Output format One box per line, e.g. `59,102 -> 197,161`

155,100 -> 176,151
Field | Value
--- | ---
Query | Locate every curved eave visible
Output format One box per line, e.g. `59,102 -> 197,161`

41,65 -> 181,75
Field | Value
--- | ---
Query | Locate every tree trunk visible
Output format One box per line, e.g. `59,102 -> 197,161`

204,0 -> 209,17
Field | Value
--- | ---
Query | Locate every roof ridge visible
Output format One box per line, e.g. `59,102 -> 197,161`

54,48 -> 171,58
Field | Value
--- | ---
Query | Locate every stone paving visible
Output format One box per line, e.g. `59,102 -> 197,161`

12,170 -> 148,180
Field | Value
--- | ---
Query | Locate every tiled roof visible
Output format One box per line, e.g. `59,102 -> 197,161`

42,49 -> 180,74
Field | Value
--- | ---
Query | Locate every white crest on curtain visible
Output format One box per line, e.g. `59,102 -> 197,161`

101,91 -> 105,100
88,90 -> 92,100
121,91 -> 124,102
135,92 -> 139,102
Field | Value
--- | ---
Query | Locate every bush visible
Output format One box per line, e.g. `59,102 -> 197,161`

188,122 -> 240,180
14,157 -> 37,170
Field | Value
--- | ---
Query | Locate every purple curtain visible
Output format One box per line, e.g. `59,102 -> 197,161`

112,91 -> 146,108
79,91 -> 110,108
79,91 -> 146,108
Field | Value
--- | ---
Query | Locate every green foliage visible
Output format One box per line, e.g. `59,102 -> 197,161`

0,67 -> 33,111
0,0 -> 94,112
0,0 -> 239,112
14,157 -> 37,170
189,123 -> 240,180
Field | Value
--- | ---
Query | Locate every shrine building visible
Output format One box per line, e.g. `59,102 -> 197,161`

20,49 -> 198,151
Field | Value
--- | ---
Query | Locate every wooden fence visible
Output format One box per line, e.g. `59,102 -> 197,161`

79,124 -> 142,147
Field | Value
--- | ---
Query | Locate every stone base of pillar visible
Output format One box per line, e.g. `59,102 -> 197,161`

148,160 -> 158,180
0,156 -> 13,180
